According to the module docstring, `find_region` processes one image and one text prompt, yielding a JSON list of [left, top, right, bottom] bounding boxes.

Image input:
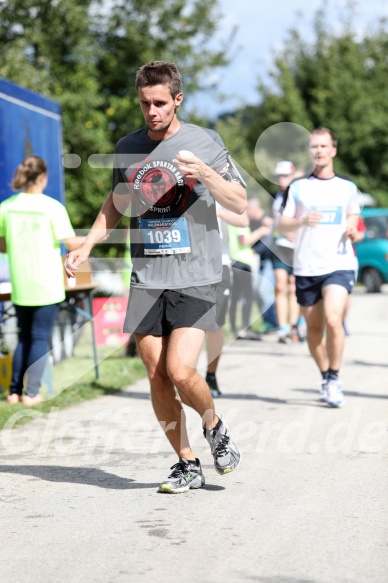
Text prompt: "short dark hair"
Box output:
[[311, 127, 338, 148], [135, 61, 182, 98]]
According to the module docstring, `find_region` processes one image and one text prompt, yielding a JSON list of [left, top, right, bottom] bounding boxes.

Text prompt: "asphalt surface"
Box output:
[[0, 288, 387, 583]]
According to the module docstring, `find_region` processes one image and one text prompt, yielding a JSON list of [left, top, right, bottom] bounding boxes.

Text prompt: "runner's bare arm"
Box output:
[[240, 223, 272, 246], [173, 153, 246, 214], [64, 191, 130, 277], [346, 213, 360, 241], [63, 236, 87, 251], [217, 206, 249, 227], [279, 211, 322, 233]]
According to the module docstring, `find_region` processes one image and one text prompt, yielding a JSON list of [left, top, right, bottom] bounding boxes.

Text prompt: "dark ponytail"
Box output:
[[11, 156, 47, 190]]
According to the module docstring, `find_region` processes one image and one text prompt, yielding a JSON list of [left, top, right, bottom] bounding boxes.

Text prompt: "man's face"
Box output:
[[138, 84, 183, 134], [309, 132, 337, 169]]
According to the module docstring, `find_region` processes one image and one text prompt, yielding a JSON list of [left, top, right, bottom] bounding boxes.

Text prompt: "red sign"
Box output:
[[93, 297, 130, 347]]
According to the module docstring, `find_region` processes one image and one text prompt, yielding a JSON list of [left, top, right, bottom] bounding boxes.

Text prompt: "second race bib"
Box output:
[[312, 206, 343, 225]]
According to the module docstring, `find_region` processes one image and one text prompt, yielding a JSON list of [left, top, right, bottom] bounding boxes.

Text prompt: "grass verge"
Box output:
[[0, 306, 267, 430], [0, 328, 146, 430]]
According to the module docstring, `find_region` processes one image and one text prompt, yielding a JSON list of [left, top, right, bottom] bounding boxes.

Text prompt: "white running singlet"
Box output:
[[282, 174, 360, 276]]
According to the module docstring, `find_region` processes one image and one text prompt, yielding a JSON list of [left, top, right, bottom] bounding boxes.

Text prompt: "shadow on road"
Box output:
[[223, 393, 324, 408], [247, 577, 319, 583], [293, 388, 388, 400], [0, 465, 158, 489], [223, 393, 287, 403], [352, 359, 388, 368], [112, 391, 150, 399], [0, 465, 227, 492]]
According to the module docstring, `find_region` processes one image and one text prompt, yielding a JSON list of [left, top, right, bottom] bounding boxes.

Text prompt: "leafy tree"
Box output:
[[0, 0, 232, 245], [246, 7, 388, 206], [214, 112, 273, 209], [96, 0, 232, 143]]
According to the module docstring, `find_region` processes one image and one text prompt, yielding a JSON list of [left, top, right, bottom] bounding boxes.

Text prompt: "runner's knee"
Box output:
[[167, 365, 196, 392], [148, 367, 170, 389], [307, 321, 325, 339], [325, 312, 343, 331]]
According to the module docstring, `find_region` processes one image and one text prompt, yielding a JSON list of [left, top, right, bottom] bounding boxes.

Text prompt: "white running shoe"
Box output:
[[204, 417, 241, 475], [158, 458, 205, 494], [326, 379, 344, 408], [318, 379, 328, 402]]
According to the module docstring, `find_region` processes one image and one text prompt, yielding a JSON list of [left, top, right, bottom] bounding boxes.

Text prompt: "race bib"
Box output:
[[312, 206, 343, 225], [139, 217, 191, 255]]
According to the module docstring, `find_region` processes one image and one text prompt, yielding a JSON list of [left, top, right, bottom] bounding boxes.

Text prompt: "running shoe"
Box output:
[[289, 325, 299, 342], [326, 379, 344, 408], [236, 330, 262, 341], [297, 319, 307, 342], [258, 322, 278, 334], [278, 334, 290, 344], [204, 417, 241, 475], [158, 458, 205, 494], [206, 374, 222, 399], [318, 379, 328, 402]]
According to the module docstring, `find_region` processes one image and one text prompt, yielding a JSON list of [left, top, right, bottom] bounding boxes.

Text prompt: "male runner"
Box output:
[[65, 61, 246, 492], [279, 128, 360, 407]]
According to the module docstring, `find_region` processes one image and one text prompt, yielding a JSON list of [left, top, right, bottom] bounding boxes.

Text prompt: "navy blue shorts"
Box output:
[[273, 258, 293, 275], [295, 270, 355, 307]]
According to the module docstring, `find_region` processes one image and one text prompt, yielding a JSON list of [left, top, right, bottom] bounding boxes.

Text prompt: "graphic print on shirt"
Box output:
[[125, 159, 197, 255]]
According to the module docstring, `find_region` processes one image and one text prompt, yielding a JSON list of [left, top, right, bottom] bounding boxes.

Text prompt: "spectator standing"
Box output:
[[272, 162, 305, 343], [228, 224, 261, 340], [0, 156, 82, 406], [205, 204, 249, 398], [247, 197, 278, 333], [122, 230, 138, 357]]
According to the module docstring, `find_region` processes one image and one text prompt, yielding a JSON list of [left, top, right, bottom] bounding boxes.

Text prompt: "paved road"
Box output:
[[1, 289, 387, 583]]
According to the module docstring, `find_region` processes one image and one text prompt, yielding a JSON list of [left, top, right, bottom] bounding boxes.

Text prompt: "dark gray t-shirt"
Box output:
[[112, 122, 244, 289]]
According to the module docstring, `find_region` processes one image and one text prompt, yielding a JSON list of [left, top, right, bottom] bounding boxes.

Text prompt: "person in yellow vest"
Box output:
[[228, 224, 262, 340], [0, 156, 82, 406]]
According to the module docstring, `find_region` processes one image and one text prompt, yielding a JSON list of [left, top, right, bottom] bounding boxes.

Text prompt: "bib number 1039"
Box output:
[[139, 216, 191, 255], [147, 229, 181, 245]]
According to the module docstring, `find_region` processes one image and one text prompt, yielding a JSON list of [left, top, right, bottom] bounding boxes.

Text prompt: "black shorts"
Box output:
[[123, 285, 218, 336], [295, 270, 355, 307], [215, 265, 232, 327]]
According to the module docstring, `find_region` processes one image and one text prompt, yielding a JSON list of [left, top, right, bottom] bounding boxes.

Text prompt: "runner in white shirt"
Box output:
[[279, 127, 360, 407]]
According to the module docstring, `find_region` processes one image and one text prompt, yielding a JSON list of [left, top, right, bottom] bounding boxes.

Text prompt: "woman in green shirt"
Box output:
[[0, 156, 81, 406]]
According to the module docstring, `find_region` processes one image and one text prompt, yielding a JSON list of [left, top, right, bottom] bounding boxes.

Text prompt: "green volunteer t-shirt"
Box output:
[[228, 225, 254, 267], [0, 193, 75, 306]]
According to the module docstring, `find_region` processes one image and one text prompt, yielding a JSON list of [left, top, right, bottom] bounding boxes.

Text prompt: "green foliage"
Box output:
[[246, 7, 388, 205], [0, 0, 231, 245], [214, 112, 273, 208]]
